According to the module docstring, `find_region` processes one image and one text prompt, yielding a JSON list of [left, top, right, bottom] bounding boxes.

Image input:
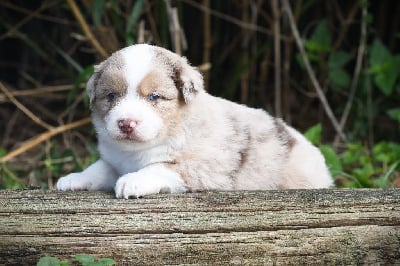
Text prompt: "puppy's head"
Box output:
[[87, 44, 204, 147]]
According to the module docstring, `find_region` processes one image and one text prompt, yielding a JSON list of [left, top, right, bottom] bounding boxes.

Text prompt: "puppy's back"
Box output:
[[179, 92, 333, 190]]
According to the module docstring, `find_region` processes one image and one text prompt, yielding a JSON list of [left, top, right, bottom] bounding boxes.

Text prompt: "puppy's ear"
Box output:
[[86, 74, 96, 105], [174, 58, 204, 104], [86, 62, 105, 105]]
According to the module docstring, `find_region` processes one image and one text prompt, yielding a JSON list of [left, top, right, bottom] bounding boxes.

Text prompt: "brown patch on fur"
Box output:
[[159, 105, 183, 139], [239, 149, 249, 169], [153, 46, 181, 72], [226, 115, 251, 176], [256, 131, 271, 143], [152, 48, 187, 104], [93, 53, 125, 88], [152, 46, 201, 104], [171, 67, 186, 104], [163, 160, 191, 190], [136, 70, 185, 139], [137, 70, 179, 101], [91, 53, 128, 117], [238, 127, 251, 169], [137, 71, 159, 97], [274, 118, 296, 149]]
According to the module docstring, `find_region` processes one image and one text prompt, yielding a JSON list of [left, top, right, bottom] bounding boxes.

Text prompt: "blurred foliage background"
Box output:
[[0, 0, 399, 189]]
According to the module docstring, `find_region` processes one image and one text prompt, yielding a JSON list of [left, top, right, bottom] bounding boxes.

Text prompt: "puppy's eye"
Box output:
[[148, 92, 160, 102], [107, 92, 118, 102]]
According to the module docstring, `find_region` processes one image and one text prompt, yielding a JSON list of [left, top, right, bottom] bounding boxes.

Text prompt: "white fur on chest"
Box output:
[[98, 139, 174, 175]]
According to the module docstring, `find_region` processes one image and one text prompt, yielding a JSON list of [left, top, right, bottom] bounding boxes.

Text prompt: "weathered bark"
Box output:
[[0, 189, 399, 265]]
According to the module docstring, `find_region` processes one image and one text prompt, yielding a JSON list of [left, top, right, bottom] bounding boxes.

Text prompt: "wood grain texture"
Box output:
[[0, 189, 399, 265]]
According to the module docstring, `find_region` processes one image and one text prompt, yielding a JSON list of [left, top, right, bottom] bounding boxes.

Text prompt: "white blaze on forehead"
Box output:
[[120, 44, 154, 92], [101, 45, 163, 144]]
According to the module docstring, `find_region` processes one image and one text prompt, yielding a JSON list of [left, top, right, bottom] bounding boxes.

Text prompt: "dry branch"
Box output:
[[0, 84, 84, 101], [66, 0, 109, 59], [181, 0, 278, 37], [0, 117, 91, 163], [0, 189, 399, 264], [0, 1, 73, 27], [283, 0, 346, 142], [202, 0, 211, 90], [0, 82, 54, 130], [272, 0, 282, 117], [0, 1, 61, 41], [334, 3, 368, 147], [165, 0, 185, 54]]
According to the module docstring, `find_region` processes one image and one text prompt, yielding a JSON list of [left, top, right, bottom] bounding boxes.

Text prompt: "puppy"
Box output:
[[57, 44, 333, 198]]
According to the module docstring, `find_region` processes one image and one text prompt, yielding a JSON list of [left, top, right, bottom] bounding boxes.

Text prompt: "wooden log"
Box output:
[[0, 189, 399, 265]]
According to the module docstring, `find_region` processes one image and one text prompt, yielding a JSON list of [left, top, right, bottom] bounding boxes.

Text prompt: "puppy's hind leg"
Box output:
[[284, 142, 333, 189]]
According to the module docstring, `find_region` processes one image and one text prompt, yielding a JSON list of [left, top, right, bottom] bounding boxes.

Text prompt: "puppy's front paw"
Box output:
[[115, 174, 167, 199], [56, 173, 92, 191]]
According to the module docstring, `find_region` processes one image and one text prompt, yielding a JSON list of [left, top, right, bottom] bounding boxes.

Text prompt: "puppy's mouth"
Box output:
[[115, 133, 146, 143]]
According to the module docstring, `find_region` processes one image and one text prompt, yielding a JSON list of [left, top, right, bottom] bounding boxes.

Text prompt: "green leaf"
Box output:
[[328, 51, 352, 68], [306, 20, 331, 52], [328, 68, 351, 88], [369, 39, 391, 66], [373, 141, 400, 163], [368, 40, 400, 96], [364, 13, 373, 24], [60, 261, 70, 266], [304, 40, 327, 53], [342, 143, 362, 165], [75, 254, 95, 265], [320, 145, 343, 177], [374, 68, 398, 96], [304, 124, 322, 145], [76, 65, 95, 86], [295, 51, 320, 69], [382, 160, 400, 182], [68, 65, 94, 105], [387, 108, 400, 123], [37, 256, 61, 266], [0, 148, 7, 157], [96, 258, 116, 266], [126, 0, 145, 45], [92, 0, 106, 27], [372, 161, 400, 188], [368, 60, 393, 74], [54, 45, 83, 72], [358, 0, 368, 8]]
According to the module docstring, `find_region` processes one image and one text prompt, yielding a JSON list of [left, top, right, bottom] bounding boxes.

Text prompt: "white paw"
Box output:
[[56, 173, 92, 191], [114, 173, 166, 199], [114, 165, 187, 199]]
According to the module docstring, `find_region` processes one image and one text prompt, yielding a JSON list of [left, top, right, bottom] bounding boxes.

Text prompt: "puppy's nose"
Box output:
[[118, 119, 137, 134]]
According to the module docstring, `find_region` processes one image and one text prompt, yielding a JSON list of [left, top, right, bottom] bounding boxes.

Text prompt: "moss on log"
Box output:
[[0, 189, 399, 265]]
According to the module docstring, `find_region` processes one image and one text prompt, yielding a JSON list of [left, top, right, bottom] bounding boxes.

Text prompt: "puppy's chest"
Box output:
[[100, 144, 173, 175]]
